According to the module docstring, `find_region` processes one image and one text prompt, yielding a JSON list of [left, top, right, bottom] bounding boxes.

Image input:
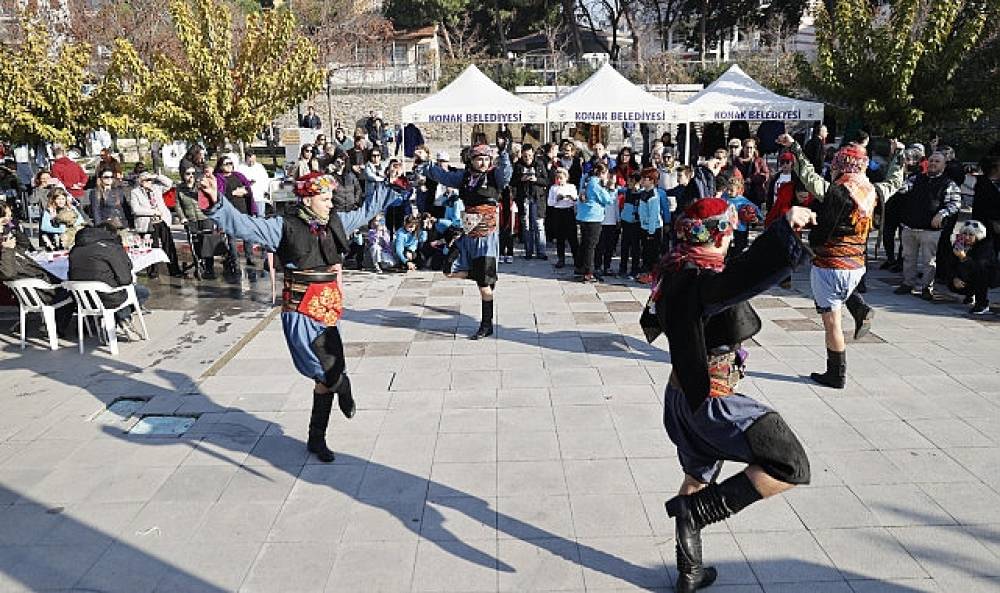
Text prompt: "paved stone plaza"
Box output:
[[1, 259, 999, 592]]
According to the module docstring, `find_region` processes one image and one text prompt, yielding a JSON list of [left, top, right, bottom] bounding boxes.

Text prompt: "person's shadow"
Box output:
[[0, 351, 669, 590]]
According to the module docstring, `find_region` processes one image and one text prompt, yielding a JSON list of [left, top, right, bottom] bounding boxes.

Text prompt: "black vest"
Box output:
[[277, 209, 349, 270], [460, 169, 500, 208], [901, 174, 953, 230], [704, 302, 762, 352]]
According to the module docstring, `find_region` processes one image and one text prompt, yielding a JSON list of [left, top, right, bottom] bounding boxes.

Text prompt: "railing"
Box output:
[[327, 62, 439, 91]]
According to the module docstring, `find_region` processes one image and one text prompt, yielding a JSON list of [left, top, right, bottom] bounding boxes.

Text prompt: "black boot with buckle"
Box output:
[[666, 473, 763, 592]]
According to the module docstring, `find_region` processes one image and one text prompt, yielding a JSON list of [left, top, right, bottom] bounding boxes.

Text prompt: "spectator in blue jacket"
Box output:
[[637, 167, 664, 278], [577, 162, 613, 282], [394, 215, 426, 271]]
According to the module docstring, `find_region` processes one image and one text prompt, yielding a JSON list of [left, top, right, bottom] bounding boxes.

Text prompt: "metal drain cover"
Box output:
[[129, 416, 196, 436]]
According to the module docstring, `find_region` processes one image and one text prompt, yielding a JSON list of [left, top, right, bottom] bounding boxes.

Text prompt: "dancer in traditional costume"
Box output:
[[198, 171, 392, 462], [641, 194, 817, 592], [425, 143, 512, 339], [778, 135, 905, 388]]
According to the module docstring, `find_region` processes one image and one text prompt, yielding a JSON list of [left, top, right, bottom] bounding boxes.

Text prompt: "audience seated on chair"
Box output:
[[68, 222, 150, 340], [0, 202, 73, 335]]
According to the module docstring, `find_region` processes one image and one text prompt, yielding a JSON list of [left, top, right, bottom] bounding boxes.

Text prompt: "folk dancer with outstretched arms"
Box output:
[[198, 170, 393, 462]]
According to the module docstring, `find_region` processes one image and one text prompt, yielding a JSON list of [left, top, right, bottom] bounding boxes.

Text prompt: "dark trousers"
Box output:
[[578, 221, 602, 275], [596, 224, 620, 272], [882, 198, 902, 261], [500, 227, 514, 257], [549, 208, 578, 261], [619, 222, 642, 275], [150, 221, 181, 274], [641, 228, 662, 272], [954, 259, 994, 305]]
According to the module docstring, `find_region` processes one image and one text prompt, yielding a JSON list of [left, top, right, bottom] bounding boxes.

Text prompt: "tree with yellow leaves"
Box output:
[[104, 0, 323, 152], [0, 18, 93, 146]]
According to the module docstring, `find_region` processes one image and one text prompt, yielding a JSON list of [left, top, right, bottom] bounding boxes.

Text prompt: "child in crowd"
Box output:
[[366, 213, 396, 273], [595, 172, 621, 277], [394, 215, 426, 271], [619, 174, 643, 279], [722, 175, 762, 256], [546, 167, 578, 269], [637, 167, 664, 282]]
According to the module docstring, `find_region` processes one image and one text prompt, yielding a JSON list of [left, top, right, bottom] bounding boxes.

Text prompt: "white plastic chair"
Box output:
[[62, 280, 148, 355], [4, 278, 74, 351]]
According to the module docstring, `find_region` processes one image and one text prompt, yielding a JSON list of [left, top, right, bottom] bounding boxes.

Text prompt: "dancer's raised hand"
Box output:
[[786, 206, 816, 230]]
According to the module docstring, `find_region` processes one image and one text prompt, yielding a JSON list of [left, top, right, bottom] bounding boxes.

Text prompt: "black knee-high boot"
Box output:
[[472, 299, 494, 340], [666, 473, 763, 592], [307, 392, 336, 462], [845, 293, 874, 340], [810, 349, 847, 388]]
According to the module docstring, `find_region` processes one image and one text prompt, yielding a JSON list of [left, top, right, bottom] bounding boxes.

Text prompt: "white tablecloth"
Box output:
[[32, 248, 170, 281]]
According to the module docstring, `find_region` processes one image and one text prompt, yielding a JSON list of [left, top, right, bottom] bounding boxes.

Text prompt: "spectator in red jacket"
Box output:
[[50, 145, 88, 203]]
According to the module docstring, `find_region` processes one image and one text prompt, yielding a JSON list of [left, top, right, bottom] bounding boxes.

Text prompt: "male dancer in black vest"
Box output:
[[198, 170, 392, 462], [642, 195, 816, 592], [426, 142, 513, 339]]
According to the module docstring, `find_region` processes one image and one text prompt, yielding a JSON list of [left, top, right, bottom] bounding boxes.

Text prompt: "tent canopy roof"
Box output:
[[683, 64, 823, 122], [400, 64, 546, 124], [546, 63, 684, 123]]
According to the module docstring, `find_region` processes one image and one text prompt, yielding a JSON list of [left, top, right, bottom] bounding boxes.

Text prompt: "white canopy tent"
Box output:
[[681, 64, 824, 163], [683, 64, 824, 123], [400, 64, 546, 125], [545, 63, 686, 124]]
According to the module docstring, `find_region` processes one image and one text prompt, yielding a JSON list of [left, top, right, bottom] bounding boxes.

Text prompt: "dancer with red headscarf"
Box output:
[[641, 193, 818, 592], [777, 135, 905, 388], [198, 171, 393, 462]]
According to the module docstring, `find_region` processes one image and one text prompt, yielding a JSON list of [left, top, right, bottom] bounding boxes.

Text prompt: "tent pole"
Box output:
[[685, 121, 692, 166]]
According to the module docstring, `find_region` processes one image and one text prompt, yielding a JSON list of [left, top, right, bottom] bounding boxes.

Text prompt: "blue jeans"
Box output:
[[115, 284, 150, 324], [522, 200, 546, 257]]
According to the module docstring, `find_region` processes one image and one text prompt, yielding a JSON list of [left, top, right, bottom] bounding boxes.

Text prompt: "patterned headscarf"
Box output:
[[470, 144, 492, 158], [673, 197, 738, 247], [831, 144, 868, 176], [294, 171, 338, 198], [658, 197, 739, 276]]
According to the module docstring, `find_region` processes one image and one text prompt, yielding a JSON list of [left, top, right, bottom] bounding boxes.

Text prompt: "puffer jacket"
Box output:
[[68, 226, 133, 308]]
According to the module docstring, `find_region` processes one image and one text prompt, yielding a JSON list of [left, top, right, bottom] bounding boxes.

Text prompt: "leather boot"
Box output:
[[332, 375, 355, 419], [471, 300, 494, 340], [306, 391, 335, 462], [845, 295, 874, 340], [665, 473, 763, 592], [810, 349, 846, 388]]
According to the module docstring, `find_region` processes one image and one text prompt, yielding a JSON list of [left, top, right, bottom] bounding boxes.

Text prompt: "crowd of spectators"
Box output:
[[1, 122, 998, 347]]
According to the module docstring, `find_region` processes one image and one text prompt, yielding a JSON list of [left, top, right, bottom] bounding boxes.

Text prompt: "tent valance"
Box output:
[[401, 64, 546, 125], [683, 64, 823, 122], [545, 64, 686, 124]]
